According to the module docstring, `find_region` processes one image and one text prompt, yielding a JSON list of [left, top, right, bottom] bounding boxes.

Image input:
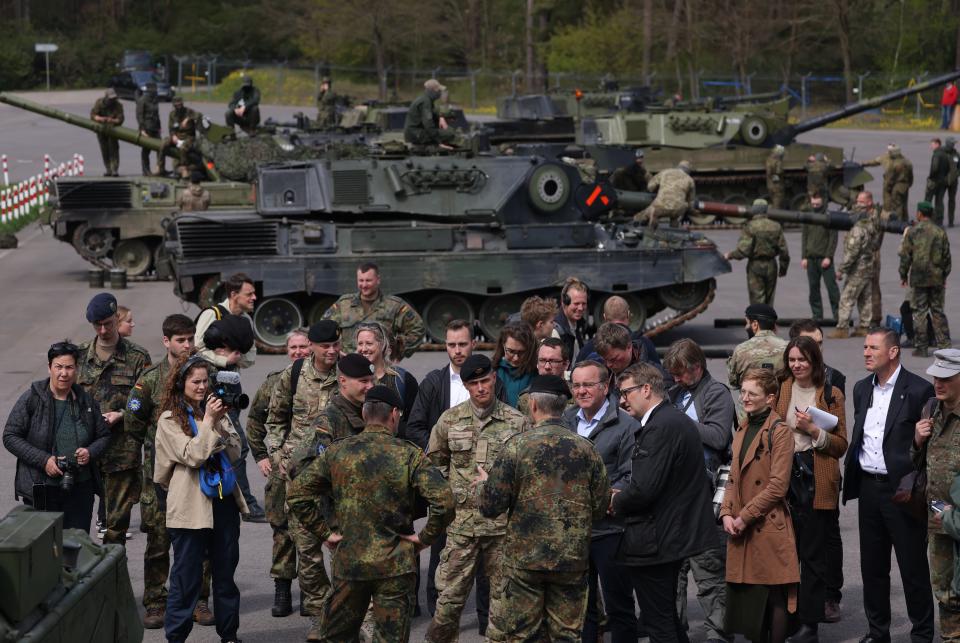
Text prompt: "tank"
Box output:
[[0, 506, 142, 642], [699, 199, 911, 235]]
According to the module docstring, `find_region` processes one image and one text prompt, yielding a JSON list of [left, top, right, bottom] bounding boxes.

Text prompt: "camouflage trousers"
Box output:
[[141, 477, 210, 609], [102, 467, 142, 545], [912, 286, 952, 350], [767, 186, 785, 209], [871, 251, 883, 327], [746, 259, 778, 306], [634, 205, 684, 229], [426, 532, 505, 643], [96, 133, 119, 175], [495, 567, 588, 642], [677, 544, 729, 641], [265, 472, 297, 579], [312, 573, 415, 643], [836, 271, 873, 330], [287, 481, 331, 615], [929, 533, 960, 640], [888, 190, 909, 221]]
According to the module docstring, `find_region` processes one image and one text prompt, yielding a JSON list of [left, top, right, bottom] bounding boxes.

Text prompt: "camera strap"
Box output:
[[186, 406, 237, 500]]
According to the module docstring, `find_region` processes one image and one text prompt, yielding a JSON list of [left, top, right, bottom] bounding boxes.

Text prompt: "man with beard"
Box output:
[[727, 303, 787, 390]]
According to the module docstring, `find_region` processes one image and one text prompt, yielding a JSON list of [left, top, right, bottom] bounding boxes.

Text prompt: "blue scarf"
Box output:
[[497, 358, 532, 407], [186, 406, 237, 500]]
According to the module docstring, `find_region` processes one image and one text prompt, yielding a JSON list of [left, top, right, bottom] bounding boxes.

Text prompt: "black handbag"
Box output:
[[788, 452, 815, 508]]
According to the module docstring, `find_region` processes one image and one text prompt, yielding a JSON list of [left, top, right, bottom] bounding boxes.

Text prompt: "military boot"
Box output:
[[913, 347, 930, 358], [852, 327, 870, 337], [306, 616, 323, 642], [193, 599, 215, 626], [271, 578, 293, 617], [828, 327, 849, 339], [143, 606, 165, 629]]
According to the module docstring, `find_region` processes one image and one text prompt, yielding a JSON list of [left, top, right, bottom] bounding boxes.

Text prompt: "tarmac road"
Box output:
[[0, 90, 957, 641]]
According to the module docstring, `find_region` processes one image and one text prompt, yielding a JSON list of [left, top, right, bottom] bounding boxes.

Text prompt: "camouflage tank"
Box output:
[[0, 506, 142, 642]]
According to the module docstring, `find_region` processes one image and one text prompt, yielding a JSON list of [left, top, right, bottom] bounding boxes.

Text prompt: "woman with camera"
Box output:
[[154, 354, 247, 643], [3, 341, 110, 532]]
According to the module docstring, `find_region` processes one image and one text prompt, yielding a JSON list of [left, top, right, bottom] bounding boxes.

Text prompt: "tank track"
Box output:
[[75, 251, 160, 282], [642, 278, 717, 338]]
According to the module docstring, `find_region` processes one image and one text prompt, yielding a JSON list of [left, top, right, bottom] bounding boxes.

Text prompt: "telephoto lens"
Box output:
[[712, 464, 731, 520], [57, 456, 77, 494]]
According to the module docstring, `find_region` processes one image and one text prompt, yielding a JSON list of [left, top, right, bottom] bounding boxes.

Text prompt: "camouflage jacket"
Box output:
[[123, 358, 170, 481], [90, 98, 124, 127], [899, 220, 952, 288], [838, 216, 880, 277], [322, 290, 424, 358], [286, 423, 454, 580], [264, 357, 338, 471], [135, 93, 161, 132], [728, 215, 790, 268], [247, 369, 283, 463], [313, 392, 366, 441], [765, 154, 784, 191], [404, 91, 440, 144], [427, 399, 530, 537], [647, 168, 695, 212], [805, 159, 829, 194], [229, 86, 261, 110], [610, 163, 652, 192], [479, 420, 609, 572], [727, 330, 787, 389], [885, 154, 913, 196], [168, 106, 199, 138], [915, 402, 960, 532], [78, 337, 151, 472]]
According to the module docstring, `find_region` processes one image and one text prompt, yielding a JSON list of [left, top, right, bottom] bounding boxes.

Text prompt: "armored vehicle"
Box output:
[[0, 506, 142, 642]]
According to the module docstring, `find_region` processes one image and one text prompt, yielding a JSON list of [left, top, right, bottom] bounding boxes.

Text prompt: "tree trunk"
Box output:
[[955, 3, 960, 69], [666, 0, 683, 94], [642, 0, 652, 84], [525, 0, 534, 92], [833, 0, 854, 103], [373, 19, 386, 101]]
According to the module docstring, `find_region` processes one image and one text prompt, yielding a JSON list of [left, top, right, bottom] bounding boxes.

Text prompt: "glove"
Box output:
[[778, 264, 788, 278]]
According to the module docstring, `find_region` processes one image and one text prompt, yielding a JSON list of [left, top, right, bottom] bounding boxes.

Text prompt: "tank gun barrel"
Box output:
[[716, 90, 784, 106], [692, 199, 909, 234]]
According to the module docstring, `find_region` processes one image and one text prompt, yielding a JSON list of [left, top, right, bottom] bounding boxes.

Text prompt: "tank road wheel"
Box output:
[[253, 297, 304, 348], [153, 243, 172, 280], [197, 275, 225, 310], [71, 224, 114, 259], [423, 293, 474, 343], [721, 193, 749, 225], [658, 280, 712, 311], [478, 294, 526, 342], [112, 238, 154, 277], [593, 294, 647, 332], [306, 296, 337, 326]]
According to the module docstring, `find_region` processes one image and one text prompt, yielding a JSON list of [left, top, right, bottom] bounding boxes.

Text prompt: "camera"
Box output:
[[712, 464, 731, 520], [212, 371, 249, 410], [56, 455, 80, 494]]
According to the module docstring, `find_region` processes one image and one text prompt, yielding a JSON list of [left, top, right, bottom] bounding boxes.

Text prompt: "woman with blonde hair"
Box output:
[[117, 305, 135, 337], [354, 321, 419, 433]]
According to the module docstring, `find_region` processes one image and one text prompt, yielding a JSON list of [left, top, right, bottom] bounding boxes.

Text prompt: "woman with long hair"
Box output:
[[491, 322, 537, 407], [155, 354, 247, 643], [117, 305, 135, 337], [354, 321, 419, 431]]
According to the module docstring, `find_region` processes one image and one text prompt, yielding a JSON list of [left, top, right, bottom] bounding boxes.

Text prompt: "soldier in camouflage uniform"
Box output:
[[801, 193, 840, 320], [322, 262, 425, 359], [90, 89, 124, 176], [830, 192, 883, 338], [264, 320, 342, 618], [765, 144, 786, 209], [864, 143, 913, 220], [316, 77, 342, 128], [405, 79, 457, 147], [727, 304, 788, 390], [945, 138, 959, 227], [478, 375, 610, 640], [136, 82, 161, 176], [78, 293, 151, 546], [287, 386, 454, 643], [312, 353, 376, 444], [725, 199, 790, 306], [913, 350, 960, 641], [246, 328, 312, 617], [610, 149, 653, 192], [426, 354, 530, 643], [927, 138, 951, 227], [635, 161, 696, 228], [899, 202, 952, 357], [805, 152, 830, 199], [158, 97, 200, 177]]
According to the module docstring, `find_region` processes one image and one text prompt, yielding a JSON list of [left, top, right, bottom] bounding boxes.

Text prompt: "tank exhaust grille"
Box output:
[[332, 170, 369, 205], [176, 220, 278, 258], [55, 180, 134, 209]]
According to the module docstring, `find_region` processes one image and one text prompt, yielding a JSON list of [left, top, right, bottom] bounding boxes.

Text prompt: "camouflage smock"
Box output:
[[264, 357, 338, 471], [322, 290, 425, 358], [646, 168, 695, 212], [899, 219, 952, 288], [247, 369, 283, 463], [726, 330, 787, 389], [123, 358, 170, 480]]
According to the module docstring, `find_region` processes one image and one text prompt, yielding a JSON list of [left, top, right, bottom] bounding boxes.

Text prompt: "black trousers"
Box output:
[[791, 488, 829, 625], [25, 478, 95, 532], [627, 559, 688, 643], [427, 531, 489, 630], [583, 533, 637, 643], [858, 472, 934, 642], [824, 507, 843, 603]]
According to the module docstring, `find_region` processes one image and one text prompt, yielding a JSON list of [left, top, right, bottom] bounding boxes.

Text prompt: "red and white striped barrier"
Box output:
[[0, 154, 84, 225]]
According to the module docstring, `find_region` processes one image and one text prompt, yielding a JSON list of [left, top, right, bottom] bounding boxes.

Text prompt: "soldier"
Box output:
[[899, 201, 952, 357], [78, 293, 151, 545], [724, 198, 790, 306], [927, 138, 950, 226], [635, 160, 696, 228], [90, 88, 124, 176], [829, 192, 880, 338], [176, 170, 211, 211], [404, 78, 457, 148], [322, 262, 424, 359], [264, 320, 342, 619], [425, 354, 530, 643], [945, 137, 959, 227], [863, 143, 913, 220], [225, 76, 261, 134], [136, 82, 161, 176], [765, 144, 786, 208], [727, 303, 787, 390], [316, 77, 341, 128], [158, 96, 199, 177], [313, 353, 377, 442], [801, 192, 840, 320], [287, 386, 454, 643], [610, 149, 653, 192], [805, 152, 830, 200], [477, 374, 610, 640], [246, 328, 311, 618]]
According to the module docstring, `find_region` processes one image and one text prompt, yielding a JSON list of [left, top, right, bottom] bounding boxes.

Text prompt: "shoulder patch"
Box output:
[[127, 398, 142, 412]]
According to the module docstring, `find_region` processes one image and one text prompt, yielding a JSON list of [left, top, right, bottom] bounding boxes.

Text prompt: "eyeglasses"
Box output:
[[739, 390, 764, 400], [504, 347, 525, 357], [619, 384, 645, 398], [537, 358, 566, 366], [571, 381, 602, 390]]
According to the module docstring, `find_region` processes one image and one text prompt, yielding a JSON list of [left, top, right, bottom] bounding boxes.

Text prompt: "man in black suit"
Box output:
[[614, 362, 718, 642], [842, 327, 935, 643]]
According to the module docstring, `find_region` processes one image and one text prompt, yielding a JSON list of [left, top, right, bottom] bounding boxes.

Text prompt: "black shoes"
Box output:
[[271, 578, 293, 617], [787, 624, 819, 643]]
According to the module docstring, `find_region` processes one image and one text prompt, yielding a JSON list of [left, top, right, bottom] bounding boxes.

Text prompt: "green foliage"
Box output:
[[0, 205, 40, 236], [545, 8, 643, 76], [0, 28, 37, 89]]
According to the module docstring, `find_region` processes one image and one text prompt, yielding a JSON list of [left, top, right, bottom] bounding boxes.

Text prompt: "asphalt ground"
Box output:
[[0, 90, 957, 641]]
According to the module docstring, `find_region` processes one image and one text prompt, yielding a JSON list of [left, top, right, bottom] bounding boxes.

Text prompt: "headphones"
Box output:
[[176, 355, 207, 391], [561, 278, 589, 307]]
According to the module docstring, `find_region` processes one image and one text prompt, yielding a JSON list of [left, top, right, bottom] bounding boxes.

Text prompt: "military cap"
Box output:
[[927, 349, 960, 379], [365, 384, 403, 409], [338, 353, 375, 378], [204, 316, 255, 354], [946, 137, 956, 148], [172, 96, 184, 105], [753, 198, 769, 208], [527, 374, 572, 399], [308, 320, 341, 343], [460, 354, 493, 383], [104, 88, 118, 99], [242, 76, 253, 87], [888, 143, 900, 152], [86, 292, 118, 322], [677, 160, 693, 172], [634, 149, 645, 159], [773, 144, 785, 155], [744, 303, 778, 322], [918, 201, 934, 215], [424, 78, 447, 93]]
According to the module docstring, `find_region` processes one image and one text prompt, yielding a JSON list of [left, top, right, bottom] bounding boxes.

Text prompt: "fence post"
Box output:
[[2, 155, 7, 186], [801, 73, 813, 120], [469, 69, 479, 110], [857, 71, 871, 102]]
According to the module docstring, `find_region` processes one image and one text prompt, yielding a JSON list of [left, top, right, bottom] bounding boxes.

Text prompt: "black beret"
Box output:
[[86, 292, 118, 322], [460, 354, 493, 383], [365, 385, 403, 409], [309, 320, 341, 343], [338, 353, 374, 378], [528, 374, 572, 399], [744, 303, 778, 322], [204, 315, 255, 354]]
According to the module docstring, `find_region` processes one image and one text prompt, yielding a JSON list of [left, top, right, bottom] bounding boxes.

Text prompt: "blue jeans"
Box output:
[[582, 533, 638, 643], [941, 105, 955, 129], [165, 496, 241, 642]]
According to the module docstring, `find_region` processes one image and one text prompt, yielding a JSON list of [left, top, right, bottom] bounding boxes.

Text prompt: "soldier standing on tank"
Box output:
[[801, 192, 841, 320], [927, 138, 950, 226], [945, 138, 959, 227], [724, 198, 790, 306], [830, 192, 882, 338], [726, 303, 788, 390], [425, 354, 530, 643], [405, 79, 457, 148], [225, 76, 261, 134], [286, 386, 455, 643], [316, 77, 341, 128], [158, 97, 199, 178], [636, 160, 696, 228], [610, 149, 653, 192], [322, 262, 425, 359], [766, 144, 786, 208], [136, 82, 161, 177], [476, 374, 610, 640], [91, 88, 124, 176], [899, 201, 952, 357], [806, 152, 830, 200]]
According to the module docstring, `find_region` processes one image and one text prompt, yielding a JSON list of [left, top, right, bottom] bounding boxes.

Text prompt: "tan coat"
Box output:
[[154, 410, 248, 528], [720, 410, 800, 586]]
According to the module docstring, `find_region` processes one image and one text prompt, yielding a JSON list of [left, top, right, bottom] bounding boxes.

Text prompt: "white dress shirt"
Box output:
[[449, 367, 469, 408], [640, 400, 662, 427], [859, 364, 901, 475], [576, 399, 610, 438]]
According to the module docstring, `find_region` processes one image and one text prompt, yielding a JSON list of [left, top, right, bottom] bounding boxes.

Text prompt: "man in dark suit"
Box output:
[[842, 327, 935, 643], [614, 362, 718, 642]]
